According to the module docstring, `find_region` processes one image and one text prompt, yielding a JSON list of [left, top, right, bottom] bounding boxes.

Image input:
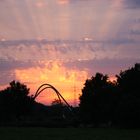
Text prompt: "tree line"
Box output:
[[79, 63, 140, 128], [0, 63, 140, 127]]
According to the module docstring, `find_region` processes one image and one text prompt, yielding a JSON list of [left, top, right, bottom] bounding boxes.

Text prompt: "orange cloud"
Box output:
[[58, 0, 69, 5], [15, 61, 88, 106], [35, 2, 45, 8]]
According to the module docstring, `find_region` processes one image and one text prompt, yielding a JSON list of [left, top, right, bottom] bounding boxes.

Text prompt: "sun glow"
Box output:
[[58, 0, 69, 5], [15, 61, 88, 106], [109, 76, 117, 83]]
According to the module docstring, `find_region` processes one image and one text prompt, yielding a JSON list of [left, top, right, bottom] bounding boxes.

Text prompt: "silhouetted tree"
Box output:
[[0, 81, 33, 122], [79, 73, 117, 126], [49, 99, 66, 119], [115, 63, 140, 127], [51, 99, 63, 106]]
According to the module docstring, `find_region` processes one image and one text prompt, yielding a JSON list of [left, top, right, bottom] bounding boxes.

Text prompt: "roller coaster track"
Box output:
[[32, 84, 73, 113]]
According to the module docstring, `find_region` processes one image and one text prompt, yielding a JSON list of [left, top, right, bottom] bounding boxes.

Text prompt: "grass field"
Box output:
[[0, 127, 140, 140]]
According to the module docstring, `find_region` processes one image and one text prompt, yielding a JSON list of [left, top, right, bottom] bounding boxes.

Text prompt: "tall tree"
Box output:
[[0, 81, 33, 121], [115, 63, 140, 127], [79, 73, 117, 126]]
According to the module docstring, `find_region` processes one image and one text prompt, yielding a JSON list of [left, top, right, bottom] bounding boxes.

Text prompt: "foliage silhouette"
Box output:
[[115, 63, 140, 127], [50, 99, 65, 118], [0, 63, 140, 128], [79, 64, 140, 128], [0, 81, 33, 122], [79, 73, 117, 126], [0, 81, 75, 127]]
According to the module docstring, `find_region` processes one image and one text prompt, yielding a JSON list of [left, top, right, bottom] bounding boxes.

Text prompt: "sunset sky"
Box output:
[[0, 0, 140, 106]]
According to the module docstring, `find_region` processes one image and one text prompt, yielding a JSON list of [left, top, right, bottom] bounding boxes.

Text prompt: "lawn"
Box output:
[[0, 127, 140, 140]]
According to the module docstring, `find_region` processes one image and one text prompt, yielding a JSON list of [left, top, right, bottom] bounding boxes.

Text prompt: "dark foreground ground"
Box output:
[[0, 127, 140, 140]]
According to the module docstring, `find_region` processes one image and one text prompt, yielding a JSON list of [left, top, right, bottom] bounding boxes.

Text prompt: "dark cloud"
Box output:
[[0, 59, 45, 85], [0, 59, 44, 71], [130, 30, 140, 35], [0, 39, 139, 62], [0, 38, 138, 47], [0, 70, 15, 85], [64, 58, 140, 76], [124, 0, 140, 9]]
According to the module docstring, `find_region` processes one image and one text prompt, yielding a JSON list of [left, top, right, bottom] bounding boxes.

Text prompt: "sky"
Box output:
[[0, 0, 140, 106]]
